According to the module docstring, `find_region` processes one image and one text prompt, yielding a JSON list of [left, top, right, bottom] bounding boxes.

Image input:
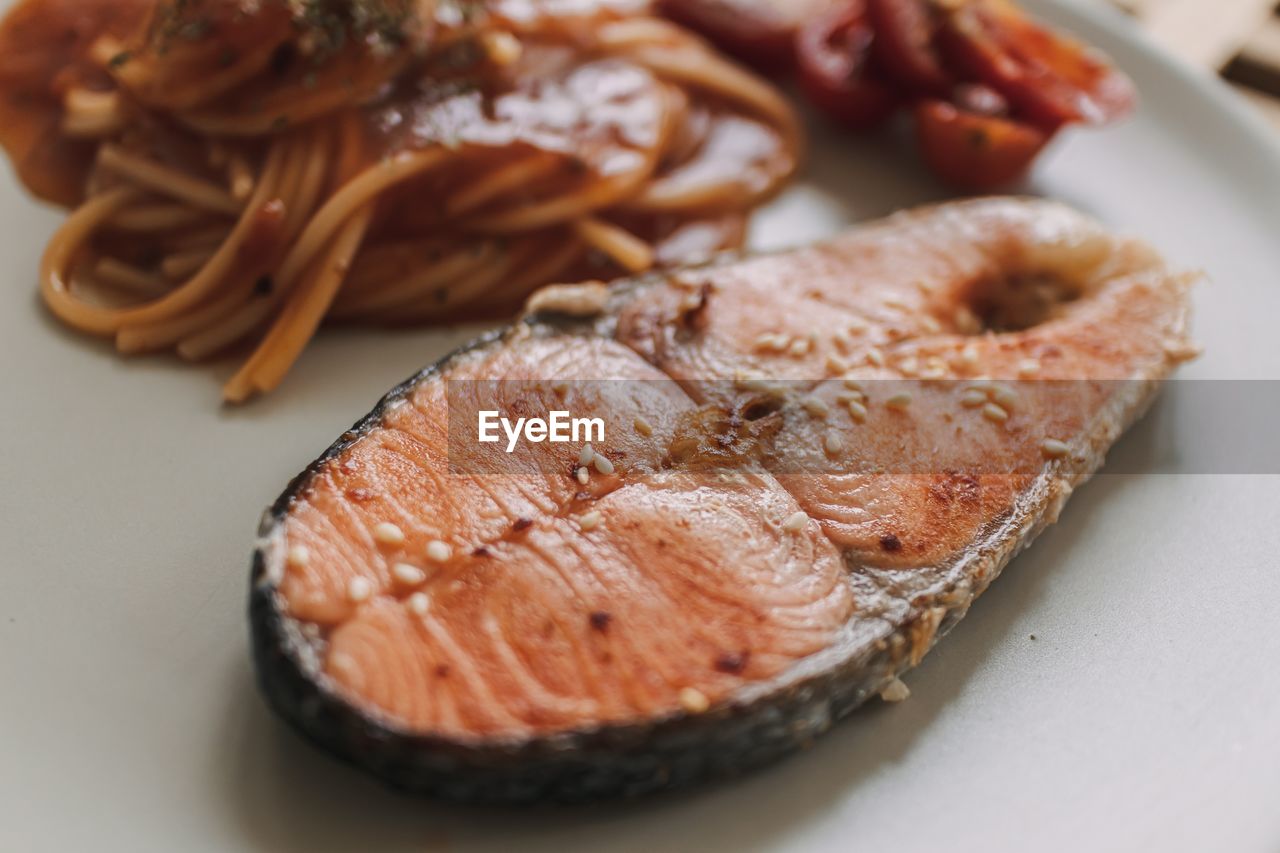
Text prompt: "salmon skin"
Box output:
[[250, 199, 1196, 802]]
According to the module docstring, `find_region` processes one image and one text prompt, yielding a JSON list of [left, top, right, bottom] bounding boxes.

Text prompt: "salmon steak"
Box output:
[[250, 198, 1196, 802]]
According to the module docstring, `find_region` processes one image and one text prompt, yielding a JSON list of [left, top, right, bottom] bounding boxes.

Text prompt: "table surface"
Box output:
[[1108, 0, 1280, 131]]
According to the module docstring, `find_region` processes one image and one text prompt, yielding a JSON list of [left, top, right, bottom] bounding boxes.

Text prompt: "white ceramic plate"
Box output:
[[2, 1, 1278, 851]]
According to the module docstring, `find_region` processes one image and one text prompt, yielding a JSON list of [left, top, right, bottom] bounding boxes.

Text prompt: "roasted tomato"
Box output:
[[951, 81, 1012, 117], [866, 0, 950, 96], [914, 99, 1050, 189], [656, 0, 836, 71], [936, 0, 1135, 130], [797, 2, 900, 130]]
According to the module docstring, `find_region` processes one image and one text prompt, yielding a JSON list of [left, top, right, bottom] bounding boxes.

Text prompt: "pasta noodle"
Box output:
[[0, 0, 804, 402]]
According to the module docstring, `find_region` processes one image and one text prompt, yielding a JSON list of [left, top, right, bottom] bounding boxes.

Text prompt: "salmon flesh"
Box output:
[[250, 199, 1196, 802]]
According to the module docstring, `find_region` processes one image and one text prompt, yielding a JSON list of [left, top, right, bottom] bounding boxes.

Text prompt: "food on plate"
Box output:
[[914, 97, 1049, 190], [250, 198, 1196, 802], [935, 0, 1135, 130], [655, 0, 837, 71], [0, 0, 802, 402], [669, 0, 1136, 189], [796, 1, 900, 130]]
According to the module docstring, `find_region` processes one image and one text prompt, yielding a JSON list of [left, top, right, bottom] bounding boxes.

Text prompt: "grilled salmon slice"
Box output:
[[616, 199, 1193, 568], [251, 199, 1196, 802], [275, 334, 853, 735]]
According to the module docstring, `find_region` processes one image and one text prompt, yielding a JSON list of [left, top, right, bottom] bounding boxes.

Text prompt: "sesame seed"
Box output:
[[1040, 438, 1070, 458], [392, 563, 426, 586], [633, 416, 654, 437], [885, 392, 913, 410], [991, 384, 1018, 409], [407, 592, 430, 615], [483, 30, 522, 65], [347, 577, 372, 603], [679, 292, 703, 312], [826, 354, 851, 375], [672, 272, 702, 291], [788, 336, 812, 357], [801, 395, 831, 418], [425, 540, 452, 563], [831, 330, 852, 354], [898, 357, 919, 376], [847, 318, 868, 334], [1164, 340, 1203, 361], [286, 545, 310, 567], [679, 687, 710, 713], [752, 332, 789, 352], [960, 389, 988, 408], [372, 522, 405, 546], [824, 431, 844, 456], [593, 454, 615, 475], [958, 343, 979, 368], [782, 511, 809, 533], [842, 378, 865, 393], [982, 402, 1009, 423], [954, 306, 980, 334], [576, 466, 590, 485], [578, 511, 603, 532], [880, 677, 911, 703], [1017, 358, 1040, 378], [847, 400, 868, 422], [866, 347, 885, 367], [735, 375, 775, 392], [578, 443, 595, 466], [921, 316, 942, 334]]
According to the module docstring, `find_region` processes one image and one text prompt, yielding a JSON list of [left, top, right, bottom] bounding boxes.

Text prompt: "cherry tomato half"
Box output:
[[914, 99, 1050, 190], [936, 0, 1135, 131], [656, 0, 836, 72], [866, 0, 951, 96], [796, 2, 900, 131]]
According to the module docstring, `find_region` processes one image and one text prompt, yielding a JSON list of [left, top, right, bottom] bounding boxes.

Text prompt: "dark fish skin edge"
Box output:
[[249, 269, 1170, 804]]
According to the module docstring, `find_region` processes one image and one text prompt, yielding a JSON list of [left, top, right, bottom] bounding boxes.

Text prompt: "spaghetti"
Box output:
[[0, 0, 803, 402]]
